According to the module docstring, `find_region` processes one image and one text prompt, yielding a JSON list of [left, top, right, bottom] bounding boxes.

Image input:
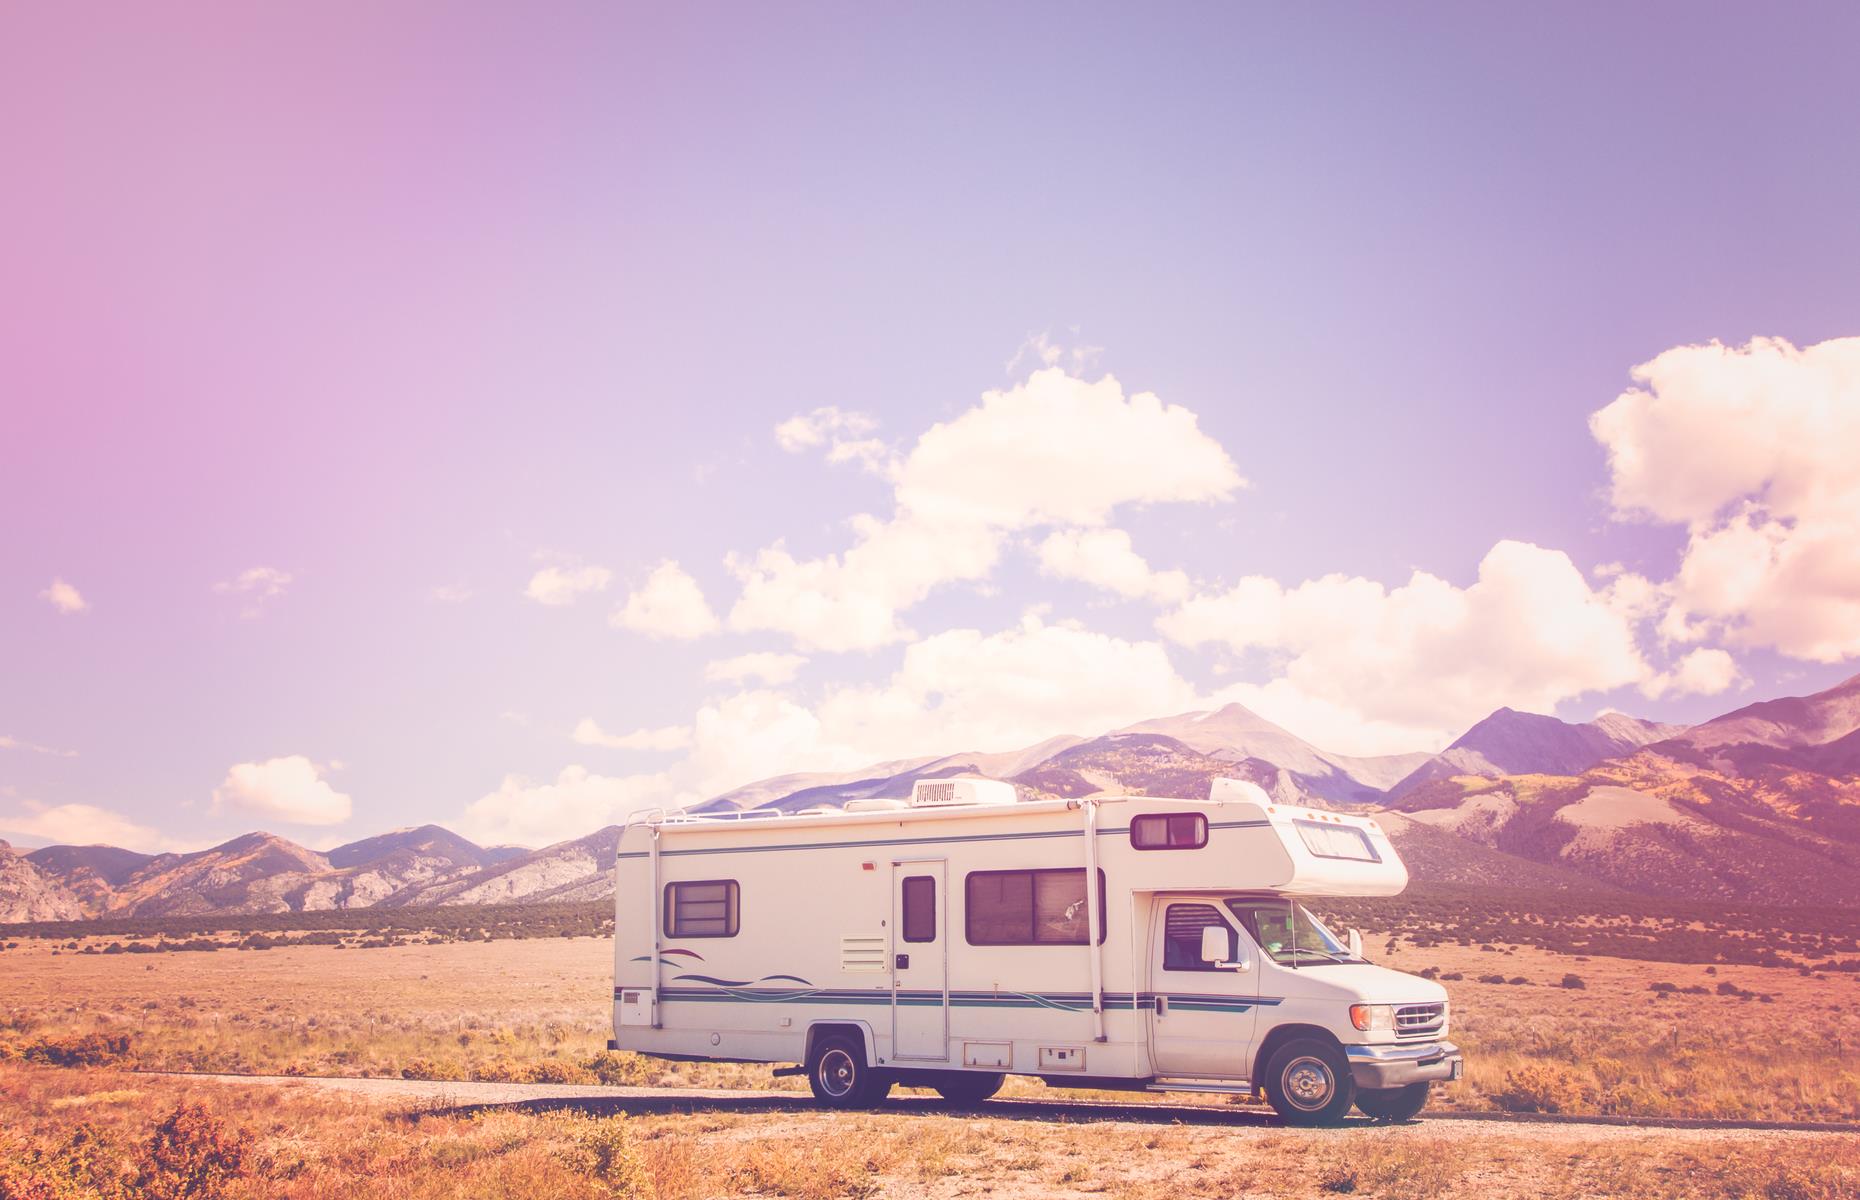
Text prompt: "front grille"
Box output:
[[1395, 1003, 1445, 1038]]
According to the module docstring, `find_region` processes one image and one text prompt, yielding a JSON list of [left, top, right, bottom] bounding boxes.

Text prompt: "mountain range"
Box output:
[[5, 673, 1859, 922]]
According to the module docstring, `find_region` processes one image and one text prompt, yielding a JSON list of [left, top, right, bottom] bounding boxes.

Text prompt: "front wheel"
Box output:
[[934, 1072, 1004, 1105], [807, 1035, 891, 1108], [1356, 1082, 1430, 1122], [1262, 1038, 1355, 1126]]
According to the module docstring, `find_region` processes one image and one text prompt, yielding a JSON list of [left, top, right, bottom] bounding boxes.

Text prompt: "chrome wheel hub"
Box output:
[[819, 1049, 856, 1097], [1284, 1056, 1334, 1109]]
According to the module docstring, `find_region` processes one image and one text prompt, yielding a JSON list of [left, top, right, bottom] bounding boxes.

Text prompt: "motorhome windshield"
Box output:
[[1225, 898, 1359, 965]]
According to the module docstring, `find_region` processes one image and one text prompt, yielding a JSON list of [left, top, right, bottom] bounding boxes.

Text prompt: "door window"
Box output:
[[1162, 903, 1230, 971], [902, 875, 937, 942]]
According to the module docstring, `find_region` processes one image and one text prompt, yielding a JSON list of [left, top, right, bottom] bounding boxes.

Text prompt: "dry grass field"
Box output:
[[5, 927, 1859, 1121], [4, 920, 1860, 1197], [4, 1064, 1858, 1199]]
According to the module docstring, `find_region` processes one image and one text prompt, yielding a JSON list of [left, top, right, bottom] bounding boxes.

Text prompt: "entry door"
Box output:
[[1148, 899, 1260, 1080], [890, 860, 949, 1061]]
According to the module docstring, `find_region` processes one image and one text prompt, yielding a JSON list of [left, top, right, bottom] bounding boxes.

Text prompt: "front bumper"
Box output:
[[1345, 1041, 1462, 1089]]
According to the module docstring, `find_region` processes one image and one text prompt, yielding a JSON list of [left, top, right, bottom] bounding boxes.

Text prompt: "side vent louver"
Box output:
[[840, 936, 887, 973]]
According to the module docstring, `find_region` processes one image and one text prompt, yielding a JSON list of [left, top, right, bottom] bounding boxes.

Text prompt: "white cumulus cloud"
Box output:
[[1037, 528, 1190, 604], [40, 578, 88, 614], [704, 652, 808, 686], [1640, 647, 1742, 700], [456, 766, 675, 847], [0, 802, 167, 850], [612, 561, 721, 639], [524, 564, 613, 607], [1159, 540, 1651, 754], [731, 368, 1242, 652], [572, 718, 694, 752], [1591, 335, 1860, 662], [212, 756, 352, 826]]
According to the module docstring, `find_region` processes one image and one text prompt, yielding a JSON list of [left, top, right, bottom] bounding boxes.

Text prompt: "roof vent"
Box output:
[[909, 777, 1017, 808]]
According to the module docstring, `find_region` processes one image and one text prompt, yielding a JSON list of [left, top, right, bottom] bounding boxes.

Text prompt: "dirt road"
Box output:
[[148, 1073, 1854, 1142]]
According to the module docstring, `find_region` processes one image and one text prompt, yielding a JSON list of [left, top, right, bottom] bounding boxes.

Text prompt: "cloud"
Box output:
[[774, 407, 879, 453], [430, 584, 473, 604], [612, 560, 721, 639], [1640, 647, 1742, 700], [0, 802, 168, 851], [572, 718, 693, 752], [0, 734, 77, 759], [704, 652, 808, 686], [456, 766, 675, 847], [1159, 540, 1651, 754], [524, 564, 613, 607], [40, 578, 87, 614], [212, 756, 352, 826], [1591, 335, 1860, 662], [669, 615, 1202, 798], [730, 368, 1242, 652], [214, 566, 292, 599], [894, 368, 1243, 529], [728, 515, 1001, 652], [1037, 528, 1190, 604]]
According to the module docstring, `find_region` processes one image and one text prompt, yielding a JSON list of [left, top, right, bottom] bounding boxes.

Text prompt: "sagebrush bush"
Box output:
[[1492, 1062, 1593, 1114]]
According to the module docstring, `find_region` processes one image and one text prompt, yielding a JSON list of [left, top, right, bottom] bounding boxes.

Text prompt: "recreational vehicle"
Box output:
[[609, 776, 1461, 1125]]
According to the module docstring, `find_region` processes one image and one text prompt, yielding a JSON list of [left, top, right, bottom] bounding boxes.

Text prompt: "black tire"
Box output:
[[1262, 1037, 1355, 1126], [1356, 1082, 1429, 1122], [807, 1034, 890, 1108], [933, 1072, 1004, 1105]]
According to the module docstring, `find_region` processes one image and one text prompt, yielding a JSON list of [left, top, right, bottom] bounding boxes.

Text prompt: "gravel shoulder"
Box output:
[[145, 1072, 1849, 1143]]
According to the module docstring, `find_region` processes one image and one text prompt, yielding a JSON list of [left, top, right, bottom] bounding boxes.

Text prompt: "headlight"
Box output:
[[1349, 1004, 1394, 1032]]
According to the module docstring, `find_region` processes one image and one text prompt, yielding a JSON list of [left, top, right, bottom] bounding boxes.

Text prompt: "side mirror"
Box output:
[[1347, 928, 1364, 958], [1199, 925, 1229, 965], [1200, 925, 1253, 972]]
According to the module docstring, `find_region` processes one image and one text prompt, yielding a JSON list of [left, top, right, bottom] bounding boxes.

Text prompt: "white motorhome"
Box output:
[[609, 776, 1461, 1125]]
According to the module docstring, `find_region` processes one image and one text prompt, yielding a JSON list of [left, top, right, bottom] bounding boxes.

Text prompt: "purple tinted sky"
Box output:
[[4, 4, 1859, 850]]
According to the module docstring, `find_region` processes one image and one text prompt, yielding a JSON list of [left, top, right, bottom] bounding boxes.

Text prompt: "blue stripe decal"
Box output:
[[615, 819, 1272, 859], [626, 985, 1281, 1014]]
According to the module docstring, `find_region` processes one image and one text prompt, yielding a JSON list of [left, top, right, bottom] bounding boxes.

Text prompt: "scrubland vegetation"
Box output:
[[3, 1064, 1858, 1199], [4, 918, 1859, 1123]]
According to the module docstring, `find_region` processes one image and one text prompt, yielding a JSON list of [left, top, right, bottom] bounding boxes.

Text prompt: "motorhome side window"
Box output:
[[901, 875, 936, 942], [1163, 903, 1229, 971], [1130, 812, 1208, 850], [964, 868, 1106, 945], [664, 880, 739, 938]]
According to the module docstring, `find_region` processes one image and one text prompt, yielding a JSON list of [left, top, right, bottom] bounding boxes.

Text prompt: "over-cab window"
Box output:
[[902, 875, 937, 943], [1131, 813, 1208, 850], [665, 880, 739, 938], [965, 868, 1106, 946], [1293, 820, 1380, 863]]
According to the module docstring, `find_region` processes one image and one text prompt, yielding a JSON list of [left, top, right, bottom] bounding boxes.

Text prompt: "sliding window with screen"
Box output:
[[664, 879, 740, 937]]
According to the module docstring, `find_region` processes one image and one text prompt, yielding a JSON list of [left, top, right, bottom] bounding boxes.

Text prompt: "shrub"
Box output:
[[1560, 974, 1586, 989], [24, 1033, 132, 1068], [137, 1104, 251, 1200], [1492, 1062, 1591, 1114], [561, 1118, 651, 1198], [1477, 973, 1507, 985]]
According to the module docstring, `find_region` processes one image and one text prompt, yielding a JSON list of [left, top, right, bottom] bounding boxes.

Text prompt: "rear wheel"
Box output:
[[933, 1072, 1004, 1105], [1262, 1038, 1355, 1126], [1356, 1082, 1430, 1122], [807, 1034, 891, 1108]]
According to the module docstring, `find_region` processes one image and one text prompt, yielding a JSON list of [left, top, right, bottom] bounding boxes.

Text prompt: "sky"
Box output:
[[4, 3, 1859, 853]]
